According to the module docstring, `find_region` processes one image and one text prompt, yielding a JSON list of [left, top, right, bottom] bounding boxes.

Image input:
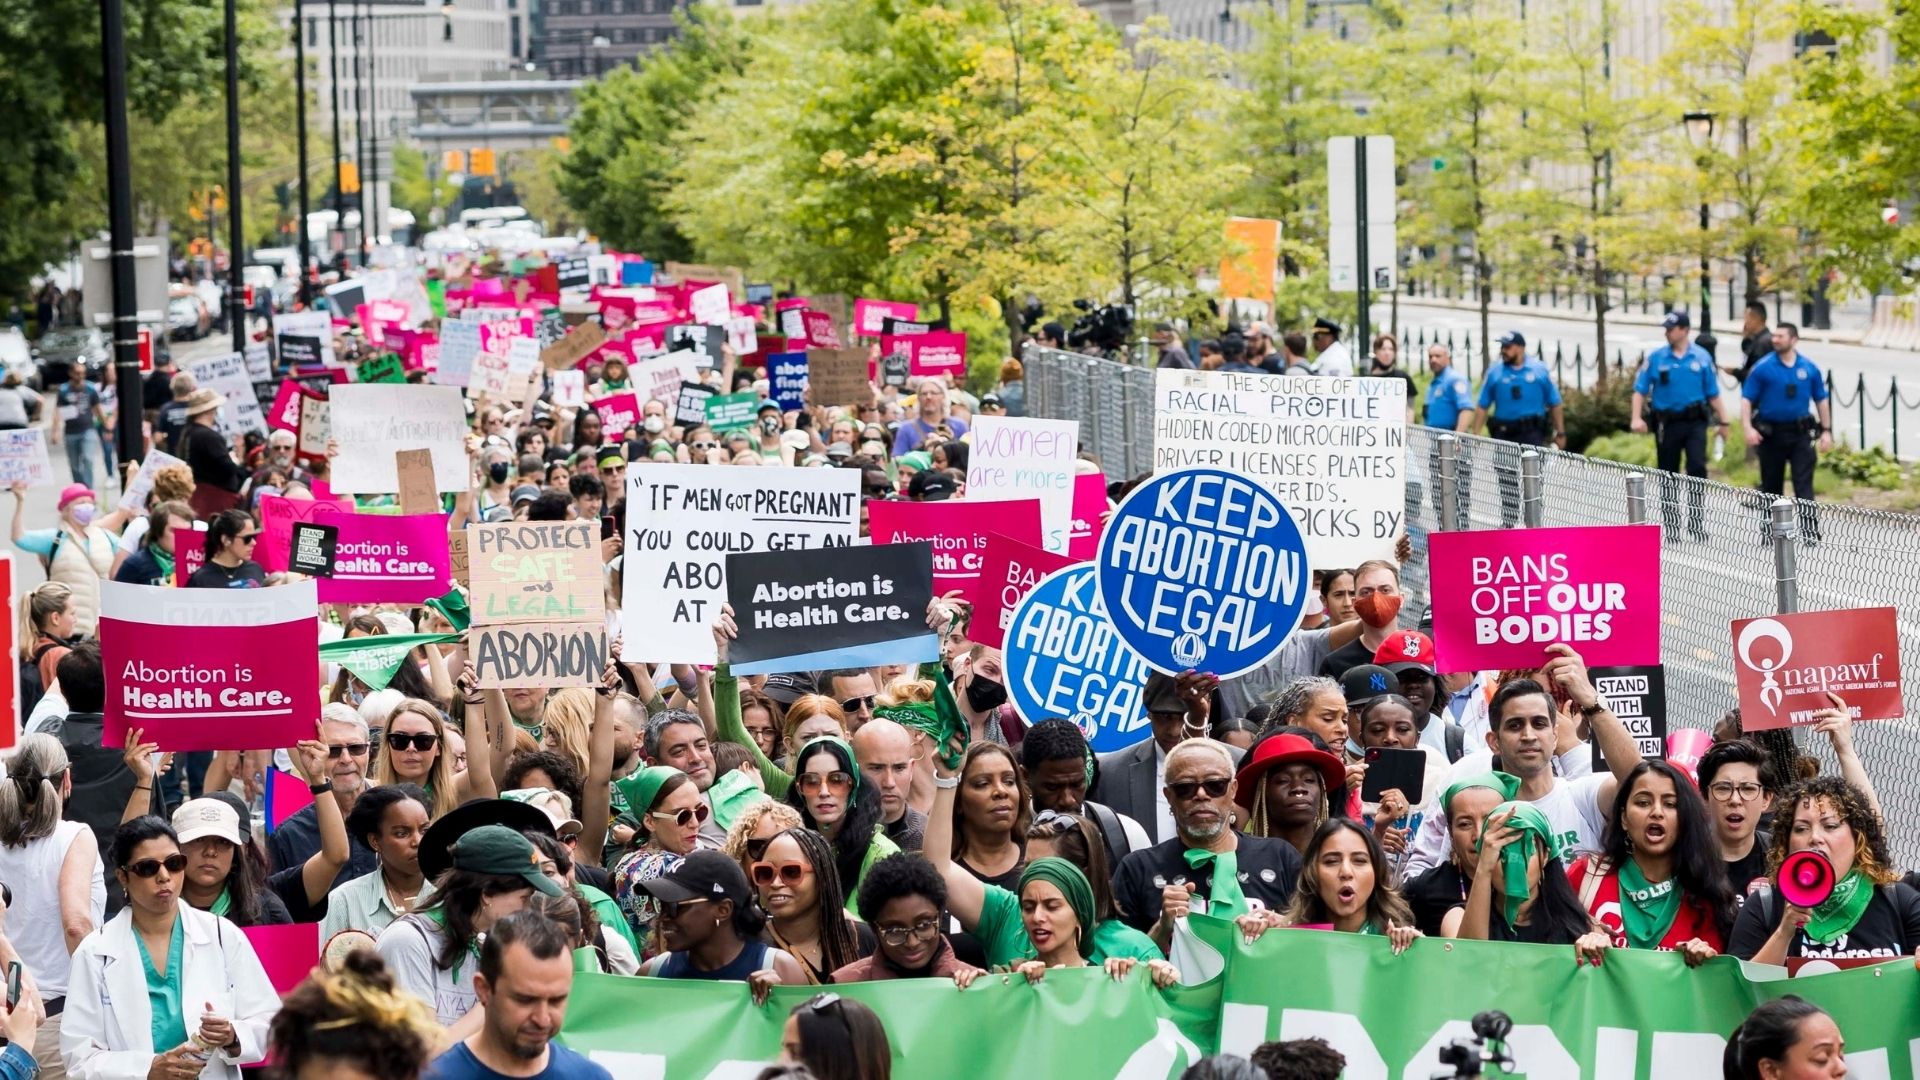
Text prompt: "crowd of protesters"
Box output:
[[0, 262, 1889, 1080]]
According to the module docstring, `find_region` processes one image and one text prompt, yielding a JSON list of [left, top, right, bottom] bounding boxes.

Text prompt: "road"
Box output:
[[1376, 299, 1920, 458], [13, 332, 237, 592]]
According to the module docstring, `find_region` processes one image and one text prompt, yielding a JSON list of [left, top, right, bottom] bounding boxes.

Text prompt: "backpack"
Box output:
[[18, 641, 56, 719], [1084, 801, 1136, 866]]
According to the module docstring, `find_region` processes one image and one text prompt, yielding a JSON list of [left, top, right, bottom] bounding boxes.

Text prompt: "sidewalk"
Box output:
[[1391, 293, 1869, 347]]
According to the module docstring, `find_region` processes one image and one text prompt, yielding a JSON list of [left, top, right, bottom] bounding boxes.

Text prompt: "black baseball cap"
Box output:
[[418, 797, 555, 882], [1339, 664, 1398, 708], [762, 671, 817, 705], [639, 850, 752, 907], [908, 470, 957, 501]]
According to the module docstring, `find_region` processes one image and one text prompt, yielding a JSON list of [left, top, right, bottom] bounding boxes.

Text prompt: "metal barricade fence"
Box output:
[[1023, 344, 1920, 864]]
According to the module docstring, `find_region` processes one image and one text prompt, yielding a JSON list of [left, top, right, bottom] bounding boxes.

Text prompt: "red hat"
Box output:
[[1233, 733, 1345, 810], [1373, 630, 1436, 676]]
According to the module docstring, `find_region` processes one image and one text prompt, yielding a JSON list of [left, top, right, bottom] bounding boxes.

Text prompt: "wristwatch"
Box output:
[[1578, 700, 1608, 720], [308, 778, 334, 795]]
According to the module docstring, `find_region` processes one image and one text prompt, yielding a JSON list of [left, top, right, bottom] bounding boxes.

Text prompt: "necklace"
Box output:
[[383, 871, 417, 913], [766, 921, 824, 980]]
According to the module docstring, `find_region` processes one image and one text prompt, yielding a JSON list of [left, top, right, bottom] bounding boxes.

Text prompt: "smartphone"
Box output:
[[1360, 747, 1426, 807], [7, 960, 21, 1009], [600, 515, 616, 540]]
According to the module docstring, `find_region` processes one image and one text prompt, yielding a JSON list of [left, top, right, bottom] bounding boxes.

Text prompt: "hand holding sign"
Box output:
[[1539, 643, 1601, 712]]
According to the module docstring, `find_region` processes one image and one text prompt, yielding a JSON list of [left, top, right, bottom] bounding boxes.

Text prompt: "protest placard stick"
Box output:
[[396, 450, 438, 515]]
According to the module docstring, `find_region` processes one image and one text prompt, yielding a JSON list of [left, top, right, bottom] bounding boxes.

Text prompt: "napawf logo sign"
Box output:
[[1732, 607, 1902, 731]]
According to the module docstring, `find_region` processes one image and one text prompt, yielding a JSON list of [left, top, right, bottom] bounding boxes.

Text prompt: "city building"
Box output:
[[533, 0, 694, 78]]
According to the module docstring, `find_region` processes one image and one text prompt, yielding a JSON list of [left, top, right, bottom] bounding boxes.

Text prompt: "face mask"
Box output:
[[964, 676, 1008, 713], [69, 504, 96, 526], [488, 462, 512, 484], [1354, 592, 1402, 629], [643, 416, 665, 435], [760, 416, 780, 434]]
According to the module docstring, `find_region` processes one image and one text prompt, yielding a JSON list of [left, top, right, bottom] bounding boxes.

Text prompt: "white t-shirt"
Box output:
[[376, 914, 478, 1026]]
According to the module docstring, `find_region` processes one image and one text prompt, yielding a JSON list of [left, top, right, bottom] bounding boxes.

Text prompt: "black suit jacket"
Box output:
[[1091, 739, 1245, 846]]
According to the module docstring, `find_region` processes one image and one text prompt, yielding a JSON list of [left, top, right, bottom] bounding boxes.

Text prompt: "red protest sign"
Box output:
[[868, 499, 1043, 600], [854, 298, 917, 337], [101, 580, 321, 752], [1732, 607, 1902, 730], [802, 311, 842, 348], [1427, 524, 1661, 671], [968, 533, 1076, 650]]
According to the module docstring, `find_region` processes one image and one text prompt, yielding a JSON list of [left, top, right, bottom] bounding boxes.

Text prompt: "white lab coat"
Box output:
[[62, 905, 278, 1080]]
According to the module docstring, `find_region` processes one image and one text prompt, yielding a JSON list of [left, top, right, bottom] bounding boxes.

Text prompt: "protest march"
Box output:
[[4, 243, 1916, 1080]]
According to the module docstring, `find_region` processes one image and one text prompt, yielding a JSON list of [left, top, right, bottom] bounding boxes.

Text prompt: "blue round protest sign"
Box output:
[[1004, 564, 1153, 754], [1094, 468, 1310, 679]]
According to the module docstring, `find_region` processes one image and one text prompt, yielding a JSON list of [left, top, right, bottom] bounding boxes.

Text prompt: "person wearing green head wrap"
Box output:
[[1404, 773, 1521, 935], [1012, 858, 1180, 988], [1446, 800, 1598, 948], [784, 736, 899, 907], [610, 766, 706, 942]]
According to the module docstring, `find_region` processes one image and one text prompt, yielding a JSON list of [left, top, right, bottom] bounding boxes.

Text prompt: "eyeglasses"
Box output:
[[1029, 809, 1079, 835], [1708, 782, 1767, 803], [1167, 778, 1232, 802], [649, 803, 711, 829], [386, 732, 439, 752], [660, 897, 710, 920], [797, 771, 854, 795], [751, 861, 812, 887], [326, 743, 370, 758], [127, 854, 188, 878], [876, 917, 942, 948], [839, 695, 874, 714]]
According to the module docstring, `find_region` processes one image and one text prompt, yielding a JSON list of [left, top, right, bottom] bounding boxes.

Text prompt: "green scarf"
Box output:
[[572, 946, 600, 973], [1184, 847, 1248, 920], [208, 887, 232, 917], [872, 700, 967, 771], [1481, 801, 1554, 929], [1018, 857, 1096, 959], [319, 633, 463, 691], [1805, 869, 1875, 944], [424, 589, 471, 633], [149, 543, 175, 582], [1615, 857, 1682, 950], [793, 736, 864, 801], [708, 768, 764, 832]]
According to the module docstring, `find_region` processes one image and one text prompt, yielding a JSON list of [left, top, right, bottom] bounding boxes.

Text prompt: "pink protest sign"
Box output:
[[265, 768, 314, 833], [1068, 473, 1108, 560], [905, 331, 967, 378], [267, 381, 308, 434], [259, 494, 355, 574], [319, 513, 451, 605], [592, 392, 642, 439], [101, 580, 321, 752], [854, 299, 918, 337], [242, 922, 320, 995], [802, 311, 842, 348], [868, 499, 1043, 599], [969, 533, 1076, 650], [1428, 523, 1661, 671]]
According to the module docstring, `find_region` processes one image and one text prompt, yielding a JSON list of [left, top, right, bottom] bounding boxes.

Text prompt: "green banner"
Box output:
[[704, 390, 758, 433], [558, 916, 1920, 1079], [319, 632, 461, 690], [356, 353, 406, 384]]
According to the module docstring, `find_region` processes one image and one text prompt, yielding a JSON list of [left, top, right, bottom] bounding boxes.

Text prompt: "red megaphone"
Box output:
[[1778, 849, 1837, 909]]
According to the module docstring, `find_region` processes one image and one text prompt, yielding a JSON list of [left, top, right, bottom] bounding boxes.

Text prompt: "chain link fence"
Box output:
[[1022, 344, 1920, 865]]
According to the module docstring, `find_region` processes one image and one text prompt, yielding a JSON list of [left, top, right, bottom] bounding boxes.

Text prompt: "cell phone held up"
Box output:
[[1360, 746, 1426, 807]]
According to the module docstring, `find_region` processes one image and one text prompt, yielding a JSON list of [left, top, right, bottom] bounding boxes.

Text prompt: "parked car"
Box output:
[[167, 294, 212, 341], [34, 326, 109, 388]]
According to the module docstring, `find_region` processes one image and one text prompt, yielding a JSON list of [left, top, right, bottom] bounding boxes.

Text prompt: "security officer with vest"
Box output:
[[1423, 343, 1475, 530], [1741, 322, 1830, 540], [1631, 311, 1728, 541], [1470, 330, 1563, 527]]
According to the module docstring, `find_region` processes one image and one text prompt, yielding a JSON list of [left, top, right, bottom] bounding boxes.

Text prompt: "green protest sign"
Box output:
[[704, 390, 758, 433], [426, 278, 447, 319], [558, 915, 1920, 1080], [356, 353, 406, 384], [318, 633, 461, 691]]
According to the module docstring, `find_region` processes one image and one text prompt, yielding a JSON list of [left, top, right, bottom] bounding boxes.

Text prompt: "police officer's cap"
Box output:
[[1312, 317, 1341, 337], [1497, 330, 1525, 348], [1662, 311, 1690, 330]]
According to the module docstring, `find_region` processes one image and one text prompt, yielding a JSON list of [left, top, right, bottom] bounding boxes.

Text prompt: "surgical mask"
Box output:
[[964, 676, 1007, 713], [643, 416, 665, 435], [69, 504, 96, 526], [759, 415, 780, 434], [1354, 592, 1402, 629], [488, 462, 512, 484]]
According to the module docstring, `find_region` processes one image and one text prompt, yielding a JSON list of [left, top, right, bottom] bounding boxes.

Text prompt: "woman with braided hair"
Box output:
[[1232, 729, 1346, 856], [0, 732, 103, 1073], [267, 950, 440, 1080], [750, 828, 874, 985]]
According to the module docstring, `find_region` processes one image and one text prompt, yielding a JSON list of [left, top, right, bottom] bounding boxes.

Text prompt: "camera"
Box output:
[[1064, 300, 1135, 356], [1431, 1010, 1514, 1080]]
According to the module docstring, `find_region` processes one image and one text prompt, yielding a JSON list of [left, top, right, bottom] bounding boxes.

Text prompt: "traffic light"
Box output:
[[443, 149, 467, 173], [470, 148, 497, 177]]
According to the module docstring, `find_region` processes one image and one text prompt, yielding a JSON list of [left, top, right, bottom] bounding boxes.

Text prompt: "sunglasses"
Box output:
[[326, 743, 370, 758], [751, 861, 812, 887], [660, 897, 710, 920], [839, 695, 874, 714], [693, 441, 717, 450], [803, 992, 842, 1013], [127, 853, 188, 878], [1029, 809, 1079, 835], [797, 771, 854, 795], [649, 803, 711, 829], [744, 837, 773, 863], [387, 732, 439, 752], [1168, 778, 1232, 802], [236, 533, 260, 544]]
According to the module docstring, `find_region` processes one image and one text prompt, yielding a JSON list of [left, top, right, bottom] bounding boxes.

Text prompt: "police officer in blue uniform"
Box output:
[[1423, 342, 1474, 529], [1471, 330, 1562, 527], [1742, 321, 1830, 513], [1631, 311, 1728, 541]]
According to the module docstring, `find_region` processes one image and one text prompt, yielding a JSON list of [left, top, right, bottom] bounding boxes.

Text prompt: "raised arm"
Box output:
[[921, 732, 985, 929], [711, 606, 790, 798], [578, 653, 620, 869], [118, 728, 164, 824], [289, 730, 349, 906], [1813, 693, 1881, 823], [1542, 644, 1640, 806]]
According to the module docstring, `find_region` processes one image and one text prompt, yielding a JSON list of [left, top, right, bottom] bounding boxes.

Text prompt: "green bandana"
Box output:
[[1482, 801, 1555, 929], [1615, 857, 1682, 950], [208, 887, 232, 917], [424, 589, 471, 633], [1018, 857, 1096, 959], [1442, 772, 1522, 818], [150, 544, 175, 582], [1805, 869, 1875, 944], [872, 700, 967, 770], [613, 766, 685, 825], [572, 946, 600, 973], [1184, 847, 1248, 920], [320, 633, 463, 691], [708, 768, 765, 833]]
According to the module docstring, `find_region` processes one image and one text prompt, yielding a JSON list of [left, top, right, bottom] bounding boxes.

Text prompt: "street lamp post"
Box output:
[[1683, 110, 1715, 339], [293, 0, 313, 304], [329, 0, 345, 270], [99, 0, 144, 467], [224, 0, 246, 352]]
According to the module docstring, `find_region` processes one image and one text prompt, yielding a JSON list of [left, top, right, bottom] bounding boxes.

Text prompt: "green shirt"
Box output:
[[579, 883, 639, 955], [974, 884, 1163, 967], [136, 916, 189, 1052]]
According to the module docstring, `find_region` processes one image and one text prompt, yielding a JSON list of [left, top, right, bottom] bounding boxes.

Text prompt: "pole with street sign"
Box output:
[[1327, 135, 1397, 354]]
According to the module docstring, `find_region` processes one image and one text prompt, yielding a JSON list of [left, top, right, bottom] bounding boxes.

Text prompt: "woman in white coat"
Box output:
[[62, 817, 278, 1080]]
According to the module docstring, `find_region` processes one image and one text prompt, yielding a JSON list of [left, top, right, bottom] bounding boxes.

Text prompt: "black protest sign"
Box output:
[[675, 381, 716, 427], [880, 316, 945, 336], [289, 523, 339, 577], [279, 335, 323, 368], [880, 352, 911, 389], [746, 283, 775, 306], [557, 257, 591, 290], [724, 541, 938, 675], [667, 324, 725, 370], [1591, 664, 1667, 773]]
